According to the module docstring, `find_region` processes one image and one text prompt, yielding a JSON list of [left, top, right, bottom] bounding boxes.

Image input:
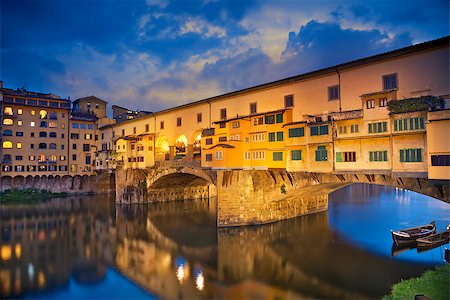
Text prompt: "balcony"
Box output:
[[331, 109, 363, 121]]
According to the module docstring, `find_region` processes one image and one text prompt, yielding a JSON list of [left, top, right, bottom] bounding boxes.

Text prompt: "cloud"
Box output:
[[146, 0, 169, 9], [180, 17, 226, 38]]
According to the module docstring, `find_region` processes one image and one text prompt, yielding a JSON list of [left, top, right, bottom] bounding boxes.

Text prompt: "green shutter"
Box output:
[[368, 123, 373, 133], [336, 152, 343, 162], [268, 132, 275, 142], [311, 126, 318, 136], [403, 119, 408, 131], [417, 148, 422, 162], [383, 151, 388, 162], [320, 125, 329, 135], [273, 152, 283, 161], [394, 120, 398, 131], [400, 149, 405, 162], [265, 115, 269, 124], [369, 151, 374, 162], [291, 150, 302, 160], [276, 131, 284, 141], [419, 117, 425, 129], [276, 113, 283, 123]]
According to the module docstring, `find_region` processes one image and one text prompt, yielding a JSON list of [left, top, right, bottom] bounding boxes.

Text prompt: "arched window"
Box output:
[[3, 107, 13, 115], [39, 143, 47, 149], [39, 132, 47, 138], [49, 143, 57, 149], [3, 119, 13, 125], [40, 121, 48, 128], [39, 110, 48, 119], [49, 132, 57, 138], [2, 141, 13, 149], [49, 155, 57, 162], [38, 154, 46, 162]]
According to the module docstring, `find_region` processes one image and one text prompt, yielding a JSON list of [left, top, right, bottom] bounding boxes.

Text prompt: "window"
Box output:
[[268, 132, 275, 142], [232, 121, 240, 128], [219, 122, 226, 128], [205, 138, 213, 145], [88, 124, 94, 129], [369, 151, 388, 162], [60, 155, 66, 161], [315, 145, 328, 161], [62, 113, 66, 118], [244, 152, 251, 160], [145, 124, 150, 132], [30, 121, 35, 127], [250, 103, 257, 114], [72, 154, 77, 161], [160, 121, 164, 129], [15, 166, 25, 172], [15, 97, 25, 104], [206, 154, 212, 161], [39, 143, 47, 149], [328, 85, 340, 101], [393, 117, 425, 131], [17, 142, 22, 149], [310, 125, 328, 136], [17, 108, 23, 115], [3, 118, 13, 125], [59, 165, 68, 171], [197, 113, 202, 123], [40, 121, 48, 128], [61, 145, 65, 150], [220, 108, 227, 120], [383, 73, 398, 90], [288, 127, 304, 138], [133, 127, 136, 134], [350, 124, 359, 133], [291, 150, 302, 161], [72, 123, 79, 129], [17, 120, 22, 126], [273, 152, 283, 161], [218, 136, 227, 142], [215, 151, 223, 160], [284, 94, 294, 108], [121, 129, 125, 136], [70, 165, 77, 172], [177, 117, 182, 127], [265, 114, 275, 124], [253, 117, 263, 125], [39, 110, 48, 119], [31, 110, 36, 115], [336, 151, 356, 162], [71, 133, 79, 139], [29, 155, 36, 161], [38, 165, 48, 172], [15, 155, 23, 161], [252, 151, 265, 160], [49, 132, 57, 138], [366, 99, 375, 109], [252, 133, 265, 142], [379, 98, 388, 107], [3, 107, 13, 115], [30, 144, 34, 149], [338, 126, 347, 135], [31, 132, 35, 137], [49, 155, 57, 162], [80, 124, 87, 129], [38, 154, 46, 162], [276, 113, 283, 123], [400, 148, 422, 162], [431, 155, 450, 166], [3, 130, 12, 136], [3, 141, 12, 149], [85, 134, 92, 140], [86, 156, 91, 165], [49, 112, 57, 120], [368, 121, 387, 133]]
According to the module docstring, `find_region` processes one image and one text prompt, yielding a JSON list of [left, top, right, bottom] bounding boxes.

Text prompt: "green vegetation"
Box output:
[[0, 188, 68, 205], [387, 96, 443, 114], [384, 264, 449, 300]]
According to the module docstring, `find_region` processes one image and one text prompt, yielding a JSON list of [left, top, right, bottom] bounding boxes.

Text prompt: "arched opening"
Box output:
[[155, 135, 170, 161], [174, 135, 188, 159], [151, 173, 209, 189], [191, 131, 202, 161]]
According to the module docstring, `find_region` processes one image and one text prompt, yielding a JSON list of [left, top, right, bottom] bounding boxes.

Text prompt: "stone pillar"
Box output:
[[187, 144, 194, 160], [169, 146, 175, 160]]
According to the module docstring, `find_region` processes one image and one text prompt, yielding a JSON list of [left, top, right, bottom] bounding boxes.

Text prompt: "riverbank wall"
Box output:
[[0, 171, 115, 195]]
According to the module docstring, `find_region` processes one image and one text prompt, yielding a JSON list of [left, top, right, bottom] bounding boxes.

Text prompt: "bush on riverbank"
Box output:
[[384, 264, 449, 300], [0, 188, 67, 204]]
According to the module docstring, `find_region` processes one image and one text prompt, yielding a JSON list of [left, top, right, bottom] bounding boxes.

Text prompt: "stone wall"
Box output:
[[0, 171, 115, 194]]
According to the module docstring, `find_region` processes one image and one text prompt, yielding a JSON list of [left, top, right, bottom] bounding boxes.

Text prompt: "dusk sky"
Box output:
[[1, 0, 449, 112]]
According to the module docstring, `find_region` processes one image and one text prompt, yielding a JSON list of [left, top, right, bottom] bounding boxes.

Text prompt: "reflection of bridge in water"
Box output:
[[112, 198, 434, 299]]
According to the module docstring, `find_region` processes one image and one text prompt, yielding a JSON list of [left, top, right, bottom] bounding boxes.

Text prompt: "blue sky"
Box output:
[[1, 0, 448, 111]]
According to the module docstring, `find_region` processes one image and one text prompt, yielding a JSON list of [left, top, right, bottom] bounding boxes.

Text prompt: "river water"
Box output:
[[1, 183, 449, 299]]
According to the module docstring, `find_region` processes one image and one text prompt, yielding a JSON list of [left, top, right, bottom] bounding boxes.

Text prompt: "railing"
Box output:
[[155, 159, 201, 168]]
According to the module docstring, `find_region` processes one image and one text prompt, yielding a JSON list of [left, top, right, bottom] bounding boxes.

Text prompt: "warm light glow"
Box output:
[[1, 245, 12, 261], [176, 134, 188, 146], [39, 110, 47, 119], [156, 136, 170, 153], [2, 141, 12, 149], [195, 270, 205, 291], [15, 244, 21, 259], [3, 118, 13, 125], [175, 257, 189, 284], [176, 265, 185, 283], [3, 107, 13, 115], [38, 271, 46, 288]]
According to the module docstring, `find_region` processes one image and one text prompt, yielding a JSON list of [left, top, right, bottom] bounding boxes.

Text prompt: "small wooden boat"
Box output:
[[391, 221, 436, 246], [416, 229, 450, 249]]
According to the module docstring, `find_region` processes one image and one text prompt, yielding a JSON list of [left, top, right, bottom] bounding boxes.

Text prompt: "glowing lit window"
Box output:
[[31, 121, 36, 127], [3, 107, 13, 115], [17, 120, 23, 126], [3, 141, 13, 149], [49, 155, 57, 162], [31, 110, 36, 116], [17, 143, 22, 149], [18, 108, 23, 115], [48, 122, 57, 128], [3, 118, 13, 125], [38, 155, 46, 162], [39, 110, 48, 119]]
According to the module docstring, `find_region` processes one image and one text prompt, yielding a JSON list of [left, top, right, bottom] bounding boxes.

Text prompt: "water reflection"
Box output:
[[0, 184, 449, 299]]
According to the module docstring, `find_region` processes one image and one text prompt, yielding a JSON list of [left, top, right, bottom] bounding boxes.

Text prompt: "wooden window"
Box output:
[[220, 108, 227, 120], [288, 127, 304, 138], [197, 113, 202, 123], [328, 85, 340, 101], [284, 95, 294, 108], [177, 117, 182, 127], [291, 150, 302, 161], [250, 103, 257, 114]]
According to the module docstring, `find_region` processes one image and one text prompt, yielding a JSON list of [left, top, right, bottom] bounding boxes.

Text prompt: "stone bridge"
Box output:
[[115, 162, 449, 227]]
